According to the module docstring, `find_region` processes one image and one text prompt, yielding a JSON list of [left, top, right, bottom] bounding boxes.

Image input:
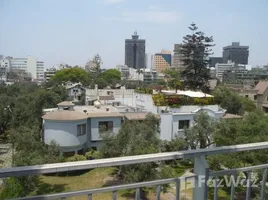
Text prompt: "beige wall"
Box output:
[[238, 89, 268, 107]]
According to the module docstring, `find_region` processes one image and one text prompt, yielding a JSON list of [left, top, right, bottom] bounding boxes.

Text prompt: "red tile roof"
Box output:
[[254, 81, 268, 95]]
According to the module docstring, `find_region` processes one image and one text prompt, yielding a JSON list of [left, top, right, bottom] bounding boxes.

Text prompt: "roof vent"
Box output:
[[83, 110, 87, 113]]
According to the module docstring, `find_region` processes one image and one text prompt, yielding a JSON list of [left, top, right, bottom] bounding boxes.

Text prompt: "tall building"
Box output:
[[0, 56, 44, 82], [44, 68, 57, 82], [171, 44, 184, 69], [223, 42, 249, 65], [154, 50, 172, 73], [125, 31, 146, 69], [209, 57, 223, 68]]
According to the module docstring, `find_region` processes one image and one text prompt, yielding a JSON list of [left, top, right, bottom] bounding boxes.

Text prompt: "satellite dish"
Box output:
[[94, 101, 101, 108]]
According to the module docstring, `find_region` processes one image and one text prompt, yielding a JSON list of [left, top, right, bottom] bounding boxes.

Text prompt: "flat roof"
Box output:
[[42, 105, 124, 120], [222, 113, 242, 119], [42, 110, 88, 121], [74, 105, 123, 118], [124, 112, 159, 120]]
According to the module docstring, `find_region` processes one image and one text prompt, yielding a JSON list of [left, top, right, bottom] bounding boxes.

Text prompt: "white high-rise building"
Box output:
[[1, 56, 45, 82]]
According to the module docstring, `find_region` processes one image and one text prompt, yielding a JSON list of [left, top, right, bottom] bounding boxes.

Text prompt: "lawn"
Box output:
[[33, 163, 198, 200], [35, 167, 173, 200]]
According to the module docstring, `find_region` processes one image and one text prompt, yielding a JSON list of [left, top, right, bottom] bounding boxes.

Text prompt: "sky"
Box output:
[[0, 0, 268, 69]]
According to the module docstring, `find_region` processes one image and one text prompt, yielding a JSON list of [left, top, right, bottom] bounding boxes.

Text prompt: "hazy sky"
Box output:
[[0, 0, 268, 68]]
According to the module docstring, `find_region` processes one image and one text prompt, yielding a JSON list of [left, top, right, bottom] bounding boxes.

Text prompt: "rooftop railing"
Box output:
[[2, 142, 268, 200]]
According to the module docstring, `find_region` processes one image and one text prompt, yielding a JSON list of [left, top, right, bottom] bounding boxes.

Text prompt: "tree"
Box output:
[[100, 69, 121, 86], [213, 86, 256, 115], [180, 23, 214, 92], [92, 54, 102, 77], [100, 114, 161, 184], [95, 77, 108, 89], [50, 67, 89, 85], [161, 137, 188, 152], [0, 126, 61, 198], [185, 112, 216, 149], [164, 69, 182, 92]]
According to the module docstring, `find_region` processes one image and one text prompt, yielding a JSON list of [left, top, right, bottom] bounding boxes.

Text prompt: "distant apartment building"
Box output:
[[125, 31, 146, 69], [171, 44, 184, 69], [223, 42, 249, 65], [140, 68, 159, 84], [209, 57, 223, 68], [57, 63, 72, 70], [0, 58, 11, 82], [222, 68, 249, 84], [215, 61, 236, 81], [44, 68, 57, 82], [0, 56, 44, 82], [154, 50, 172, 73], [116, 65, 129, 80]]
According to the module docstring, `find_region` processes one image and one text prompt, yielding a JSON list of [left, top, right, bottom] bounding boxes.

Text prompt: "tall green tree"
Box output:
[[185, 112, 216, 149], [180, 23, 214, 92], [100, 114, 161, 183], [92, 54, 102, 77]]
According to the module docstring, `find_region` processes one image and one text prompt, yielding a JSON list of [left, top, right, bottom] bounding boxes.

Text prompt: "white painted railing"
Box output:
[[1, 142, 268, 200]]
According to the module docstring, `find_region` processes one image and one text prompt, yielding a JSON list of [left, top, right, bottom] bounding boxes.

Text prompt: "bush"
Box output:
[[65, 154, 86, 162], [85, 149, 101, 160], [152, 94, 215, 107]]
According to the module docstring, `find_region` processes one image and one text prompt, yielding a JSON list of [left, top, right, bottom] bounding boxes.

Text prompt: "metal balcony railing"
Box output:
[[1, 142, 268, 200]]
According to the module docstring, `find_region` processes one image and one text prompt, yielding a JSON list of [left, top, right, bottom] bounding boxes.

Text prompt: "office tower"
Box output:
[[125, 31, 146, 69], [171, 44, 184, 69], [223, 42, 249, 65], [154, 50, 172, 73], [209, 57, 223, 68]]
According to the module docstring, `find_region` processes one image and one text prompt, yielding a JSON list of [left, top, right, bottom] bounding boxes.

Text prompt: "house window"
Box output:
[[254, 95, 257, 100], [179, 120, 190, 130], [245, 95, 248, 98], [99, 121, 113, 133], [77, 124, 86, 136]]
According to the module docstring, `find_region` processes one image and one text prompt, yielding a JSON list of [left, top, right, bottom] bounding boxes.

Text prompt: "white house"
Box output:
[[86, 87, 227, 141], [42, 101, 124, 156]]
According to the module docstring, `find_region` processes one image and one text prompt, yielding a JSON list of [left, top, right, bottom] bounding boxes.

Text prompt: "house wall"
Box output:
[[132, 93, 158, 114], [90, 117, 122, 141], [256, 89, 268, 107], [160, 114, 173, 140], [159, 108, 225, 141], [44, 119, 87, 152]]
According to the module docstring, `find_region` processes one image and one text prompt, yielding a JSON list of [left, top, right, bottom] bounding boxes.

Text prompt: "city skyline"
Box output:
[[1, 0, 268, 69]]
